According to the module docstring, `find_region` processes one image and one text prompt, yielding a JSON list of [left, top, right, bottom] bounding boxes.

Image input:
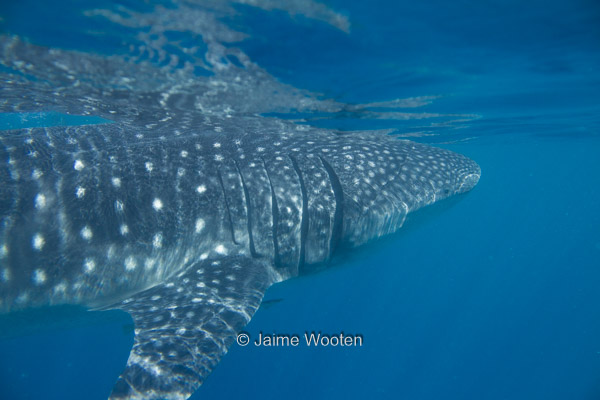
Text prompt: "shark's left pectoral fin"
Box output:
[[103, 256, 275, 400]]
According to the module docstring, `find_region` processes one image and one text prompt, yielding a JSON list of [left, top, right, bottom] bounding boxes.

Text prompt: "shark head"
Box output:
[[305, 136, 481, 250]]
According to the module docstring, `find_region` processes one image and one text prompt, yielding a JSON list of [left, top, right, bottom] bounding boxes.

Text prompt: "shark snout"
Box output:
[[456, 159, 481, 193]]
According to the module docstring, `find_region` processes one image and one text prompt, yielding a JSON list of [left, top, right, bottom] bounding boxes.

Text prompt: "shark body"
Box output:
[[0, 116, 479, 399]]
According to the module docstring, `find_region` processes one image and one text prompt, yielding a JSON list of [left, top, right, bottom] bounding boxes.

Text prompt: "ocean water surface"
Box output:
[[1, 0, 599, 399]]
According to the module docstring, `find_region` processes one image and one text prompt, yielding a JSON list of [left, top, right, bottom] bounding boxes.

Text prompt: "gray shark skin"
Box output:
[[0, 117, 480, 399]]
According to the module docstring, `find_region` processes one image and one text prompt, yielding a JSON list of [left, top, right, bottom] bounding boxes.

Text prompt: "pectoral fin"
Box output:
[[103, 256, 275, 400]]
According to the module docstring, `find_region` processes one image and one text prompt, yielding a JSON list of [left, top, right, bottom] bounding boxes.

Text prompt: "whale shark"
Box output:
[[0, 2, 480, 399], [0, 118, 479, 399]]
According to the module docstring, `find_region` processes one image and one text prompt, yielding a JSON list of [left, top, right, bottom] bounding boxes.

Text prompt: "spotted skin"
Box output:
[[0, 3, 484, 397], [0, 118, 479, 399]]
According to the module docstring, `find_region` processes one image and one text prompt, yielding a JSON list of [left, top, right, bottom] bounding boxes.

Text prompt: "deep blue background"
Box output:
[[1, 0, 600, 399]]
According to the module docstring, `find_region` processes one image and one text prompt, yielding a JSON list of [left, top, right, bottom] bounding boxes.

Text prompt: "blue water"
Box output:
[[1, 1, 600, 399]]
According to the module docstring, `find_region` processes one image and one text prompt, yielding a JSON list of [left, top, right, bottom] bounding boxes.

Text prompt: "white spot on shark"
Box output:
[[33, 269, 47, 285], [105, 245, 116, 259], [112, 177, 122, 188], [120, 224, 129, 235], [195, 218, 205, 233], [35, 194, 46, 209], [73, 160, 85, 171], [80, 226, 93, 240], [76, 186, 86, 198], [152, 233, 163, 249], [125, 256, 137, 271], [145, 162, 154, 172], [152, 198, 163, 211], [32, 233, 45, 250], [53, 281, 67, 295], [196, 185, 206, 194], [84, 258, 96, 273], [16, 292, 29, 304], [144, 258, 156, 270], [1, 268, 10, 282], [215, 244, 227, 255]]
